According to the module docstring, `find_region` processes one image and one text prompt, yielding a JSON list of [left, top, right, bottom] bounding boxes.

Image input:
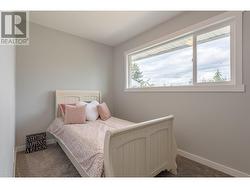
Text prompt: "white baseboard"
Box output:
[[15, 138, 57, 152], [178, 149, 249, 177]]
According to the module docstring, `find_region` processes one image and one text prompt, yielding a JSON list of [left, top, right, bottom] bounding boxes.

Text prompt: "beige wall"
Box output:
[[16, 23, 113, 146], [112, 11, 250, 174], [0, 46, 16, 176]]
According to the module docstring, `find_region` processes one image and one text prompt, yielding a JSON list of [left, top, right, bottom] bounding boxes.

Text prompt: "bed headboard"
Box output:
[[55, 90, 101, 117]]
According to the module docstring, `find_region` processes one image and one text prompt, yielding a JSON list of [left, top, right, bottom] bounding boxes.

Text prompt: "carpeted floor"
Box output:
[[15, 143, 230, 177]]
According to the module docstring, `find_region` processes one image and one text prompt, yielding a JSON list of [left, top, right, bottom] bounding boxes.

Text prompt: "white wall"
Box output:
[[0, 46, 16, 176], [16, 22, 113, 146], [113, 11, 250, 174]]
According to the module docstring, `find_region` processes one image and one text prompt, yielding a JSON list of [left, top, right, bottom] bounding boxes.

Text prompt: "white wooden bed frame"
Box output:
[[54, 90, 177, 177]]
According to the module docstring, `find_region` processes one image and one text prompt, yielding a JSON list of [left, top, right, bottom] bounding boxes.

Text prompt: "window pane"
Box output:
[[197, 26, 230, 83], [128, 36, 193, 88]]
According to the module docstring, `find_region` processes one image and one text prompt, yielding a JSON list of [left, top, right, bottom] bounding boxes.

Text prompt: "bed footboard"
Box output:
[[104, 115, 177, 177]]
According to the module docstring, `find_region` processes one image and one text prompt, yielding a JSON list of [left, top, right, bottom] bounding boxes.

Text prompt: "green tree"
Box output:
[[131, 63, 144, 83], [130, 63, 152, 87], [213, 69, 224, 82]]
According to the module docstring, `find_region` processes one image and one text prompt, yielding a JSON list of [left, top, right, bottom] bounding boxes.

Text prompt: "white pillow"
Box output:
[[78, 100, 99, 121]]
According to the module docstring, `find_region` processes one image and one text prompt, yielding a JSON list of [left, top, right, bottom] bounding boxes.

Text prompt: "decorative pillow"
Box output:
[[64, 104, 86, 124], [97, 102, 111, 121], [58, 103, 76, 118], [78, 100, 99, 121]]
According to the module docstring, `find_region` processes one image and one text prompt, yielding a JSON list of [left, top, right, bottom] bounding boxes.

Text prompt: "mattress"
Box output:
[[47, 117, 134, 177]]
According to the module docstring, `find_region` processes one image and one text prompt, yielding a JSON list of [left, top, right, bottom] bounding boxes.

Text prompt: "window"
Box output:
[[125, 12, 244, 92]]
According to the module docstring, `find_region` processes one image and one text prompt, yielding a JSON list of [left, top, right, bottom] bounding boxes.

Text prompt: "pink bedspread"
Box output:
[[47, 117, 134, 177]]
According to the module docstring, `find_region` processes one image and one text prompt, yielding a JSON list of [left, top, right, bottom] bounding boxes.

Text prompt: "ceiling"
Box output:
[[29, 11, 181, 46]]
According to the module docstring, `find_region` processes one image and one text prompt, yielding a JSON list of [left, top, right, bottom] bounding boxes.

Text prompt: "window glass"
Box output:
[[197, 26, 231, 83], [128, 36, 193, 88]]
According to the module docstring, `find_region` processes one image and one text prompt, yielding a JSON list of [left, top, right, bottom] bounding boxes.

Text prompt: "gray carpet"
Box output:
[[15, 144, 230, 177]]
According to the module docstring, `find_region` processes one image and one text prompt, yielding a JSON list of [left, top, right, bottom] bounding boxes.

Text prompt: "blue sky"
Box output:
[[131, 36, 230, 87]]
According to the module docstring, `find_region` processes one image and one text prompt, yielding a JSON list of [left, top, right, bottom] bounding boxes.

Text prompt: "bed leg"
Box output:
[[169, 168, 178, 175], [169, 161, 178, 175]]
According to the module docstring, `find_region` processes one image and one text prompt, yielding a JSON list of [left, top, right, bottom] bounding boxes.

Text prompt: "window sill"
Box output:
[[124, 84, 245, 93]]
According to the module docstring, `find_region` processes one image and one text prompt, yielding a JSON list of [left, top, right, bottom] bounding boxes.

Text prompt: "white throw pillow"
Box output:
[[78, 100, 99, 121]]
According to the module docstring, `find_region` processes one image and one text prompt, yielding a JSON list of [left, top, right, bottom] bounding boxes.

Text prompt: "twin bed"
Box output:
[[47, 90, 177, 177]]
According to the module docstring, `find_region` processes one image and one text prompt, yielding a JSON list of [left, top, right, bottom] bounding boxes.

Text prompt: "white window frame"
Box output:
[[124, 12, 244, 92]]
